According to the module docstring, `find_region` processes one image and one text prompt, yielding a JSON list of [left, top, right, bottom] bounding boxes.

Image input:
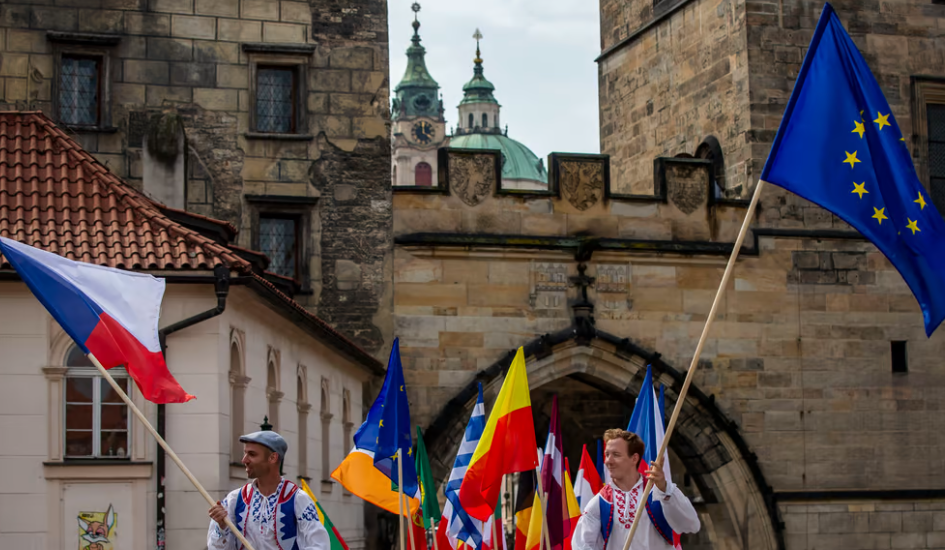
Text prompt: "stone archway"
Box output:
[[424, 327, 784, 550]]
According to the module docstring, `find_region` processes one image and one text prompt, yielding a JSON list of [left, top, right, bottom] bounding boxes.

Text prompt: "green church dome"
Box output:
[[449, 133, 547, 184]]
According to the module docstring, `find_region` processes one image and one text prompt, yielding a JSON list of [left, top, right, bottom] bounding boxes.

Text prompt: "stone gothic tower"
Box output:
[[391, 3, 447, 187]]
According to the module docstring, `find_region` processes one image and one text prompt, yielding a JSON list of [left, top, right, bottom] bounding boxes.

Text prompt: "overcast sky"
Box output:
[[388, 0, 602, 160]]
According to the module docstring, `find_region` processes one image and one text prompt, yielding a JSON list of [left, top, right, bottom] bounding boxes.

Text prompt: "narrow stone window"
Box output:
[[228, 332, 250, 465], [59, 55, 102, 126], [414, 162, 433, 186], [320, 378, 333, 487], [259, 215, 299, 279], [468, 113, 474, 128], [482, 113, 489, 128], [266, 351, 283, 430], [927, 104, 945, 214], [297, 366, 310, 479], [892, 341, 908, 373], [255, 66, 297, 134]]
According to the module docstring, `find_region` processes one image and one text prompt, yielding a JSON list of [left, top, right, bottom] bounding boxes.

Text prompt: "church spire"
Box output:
[[392, 2, 441, 121]]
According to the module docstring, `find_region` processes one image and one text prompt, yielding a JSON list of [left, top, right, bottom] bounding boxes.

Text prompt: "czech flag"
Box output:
[[459, 347, 539, 521], [0, 237, 194, 403], [573, 445, 603, 510]]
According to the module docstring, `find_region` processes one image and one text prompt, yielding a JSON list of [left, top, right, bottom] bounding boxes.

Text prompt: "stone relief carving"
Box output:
[[530, 262, 568, 309], [449, 153, 495, 207], [666, 162, 708, 216], [559, 160, 605, 211], [595, 263, 631, 313]]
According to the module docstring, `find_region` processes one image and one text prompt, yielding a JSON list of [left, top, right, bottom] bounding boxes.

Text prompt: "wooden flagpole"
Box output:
[[431, 518, 440, 550], [86, 353, 256, 550], [533, 466, 552, 550], [619, 179, 767, 550], [398, 450, 408, 550]]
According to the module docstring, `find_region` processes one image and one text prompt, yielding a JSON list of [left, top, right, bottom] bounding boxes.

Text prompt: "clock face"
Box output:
[[412, 121, 435, 145]]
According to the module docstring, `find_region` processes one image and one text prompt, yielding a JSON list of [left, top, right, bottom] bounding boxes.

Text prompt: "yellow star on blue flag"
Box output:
[[351, 337, 418, 495], [761, 3, 945, 336]]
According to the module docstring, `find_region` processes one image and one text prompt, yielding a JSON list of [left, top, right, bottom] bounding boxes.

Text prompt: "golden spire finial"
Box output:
[[473, 28, 483, 64]]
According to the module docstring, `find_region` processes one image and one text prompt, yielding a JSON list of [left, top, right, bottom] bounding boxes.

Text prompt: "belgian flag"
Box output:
[[513, 471, 536, 550]]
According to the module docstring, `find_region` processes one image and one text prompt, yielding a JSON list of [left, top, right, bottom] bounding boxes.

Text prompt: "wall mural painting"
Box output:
[[77, 505, 116, 550]]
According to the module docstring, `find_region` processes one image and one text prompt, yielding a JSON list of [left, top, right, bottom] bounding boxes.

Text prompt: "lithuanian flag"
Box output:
[[459, 347, 538, 521], [299, 477, 351, 550]]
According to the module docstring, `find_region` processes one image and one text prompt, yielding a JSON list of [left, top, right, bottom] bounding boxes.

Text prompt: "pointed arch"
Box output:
[[423, 327, 784, 550], [297, 364, 311, 478]]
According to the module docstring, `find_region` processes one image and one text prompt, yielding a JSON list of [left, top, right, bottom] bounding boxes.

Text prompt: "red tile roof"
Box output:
[[0, 111, 383, 373], [0, 111, 250, 272]]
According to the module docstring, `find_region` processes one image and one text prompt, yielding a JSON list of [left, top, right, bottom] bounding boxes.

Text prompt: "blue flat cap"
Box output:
[[239, 431, 288, 460]]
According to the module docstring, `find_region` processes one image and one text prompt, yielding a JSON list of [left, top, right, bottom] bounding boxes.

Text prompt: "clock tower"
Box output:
[[391, 3, 446, 187]]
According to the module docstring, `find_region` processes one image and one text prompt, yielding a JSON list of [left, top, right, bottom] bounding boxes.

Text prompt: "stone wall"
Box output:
[[0, 0, 393, 354], [598, 0, 752, 195]]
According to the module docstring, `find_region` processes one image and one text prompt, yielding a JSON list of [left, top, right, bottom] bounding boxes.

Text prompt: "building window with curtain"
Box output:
[[64, 345, 130, 459], [414, 162, 432, 186], [59, 55, 102, 127], [255, 66, 297, 134]]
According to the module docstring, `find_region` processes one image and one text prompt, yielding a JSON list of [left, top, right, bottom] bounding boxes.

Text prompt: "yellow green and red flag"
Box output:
[[299, 477, 351, 550], [459, 347, 539, 521]]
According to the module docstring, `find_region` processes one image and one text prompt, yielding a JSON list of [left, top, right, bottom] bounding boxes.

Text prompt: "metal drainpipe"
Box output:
[[155, 265, 230, 550]]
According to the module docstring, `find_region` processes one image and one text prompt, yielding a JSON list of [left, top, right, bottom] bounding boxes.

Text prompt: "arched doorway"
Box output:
[[423, 328, 784, 550]]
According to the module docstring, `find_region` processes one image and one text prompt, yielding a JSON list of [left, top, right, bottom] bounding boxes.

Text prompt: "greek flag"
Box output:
[[439, 383, 487, 549]]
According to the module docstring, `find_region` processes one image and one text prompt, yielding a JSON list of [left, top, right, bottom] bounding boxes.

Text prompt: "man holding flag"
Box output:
[[572, 367, 699, 550], [207, 431, 330, 550]]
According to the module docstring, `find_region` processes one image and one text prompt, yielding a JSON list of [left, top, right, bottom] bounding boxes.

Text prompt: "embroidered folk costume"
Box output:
[[207, 477, 330, 550], [571, 476, 699, 550]]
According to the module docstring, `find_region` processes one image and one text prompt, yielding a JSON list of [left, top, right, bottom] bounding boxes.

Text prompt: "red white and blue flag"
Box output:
[[0, 237, 194, 403]]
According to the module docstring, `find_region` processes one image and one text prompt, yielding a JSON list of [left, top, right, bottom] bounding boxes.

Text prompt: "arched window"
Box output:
[[414, 162, 432, 186], [468, 113, 474, 128], [64, 345, 130, 458], [320, 378, 333, 484], [228, 331, 250, 464], [297, 366, 310, 478], [482, 113, 488, 128], [266, 349, 282, 431], [342, 388, 352, 496]]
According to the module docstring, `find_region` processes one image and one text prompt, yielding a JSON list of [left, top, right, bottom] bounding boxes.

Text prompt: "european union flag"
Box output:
[[762, 3, 945, 336], [352, 338, 419, 496]]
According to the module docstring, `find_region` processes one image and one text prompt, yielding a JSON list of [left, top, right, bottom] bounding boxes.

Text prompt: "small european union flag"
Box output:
[[762, 3, 945, 336], [352, 337, 419, 496]]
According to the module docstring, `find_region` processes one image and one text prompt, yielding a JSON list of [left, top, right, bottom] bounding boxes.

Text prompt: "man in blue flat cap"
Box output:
[[207, 430, 330, 550]]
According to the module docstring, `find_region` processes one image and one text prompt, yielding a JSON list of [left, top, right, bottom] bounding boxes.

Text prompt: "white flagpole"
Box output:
[[86, 353, 257, 550], [620, 179, 767, 550]]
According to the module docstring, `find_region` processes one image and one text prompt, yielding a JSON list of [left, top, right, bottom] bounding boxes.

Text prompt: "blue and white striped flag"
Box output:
[[437, 383, 488, 549]]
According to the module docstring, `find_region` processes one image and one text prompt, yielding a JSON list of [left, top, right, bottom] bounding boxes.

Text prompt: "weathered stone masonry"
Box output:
[[0, 0, 394, 355]]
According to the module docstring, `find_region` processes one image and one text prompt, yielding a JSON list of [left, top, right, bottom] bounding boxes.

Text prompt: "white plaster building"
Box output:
[[0, 111, 383, 550]]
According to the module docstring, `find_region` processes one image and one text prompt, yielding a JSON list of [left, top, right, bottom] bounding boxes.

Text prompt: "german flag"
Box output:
[[459, 347, 539, 521], [514, 472, 536, 550]]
